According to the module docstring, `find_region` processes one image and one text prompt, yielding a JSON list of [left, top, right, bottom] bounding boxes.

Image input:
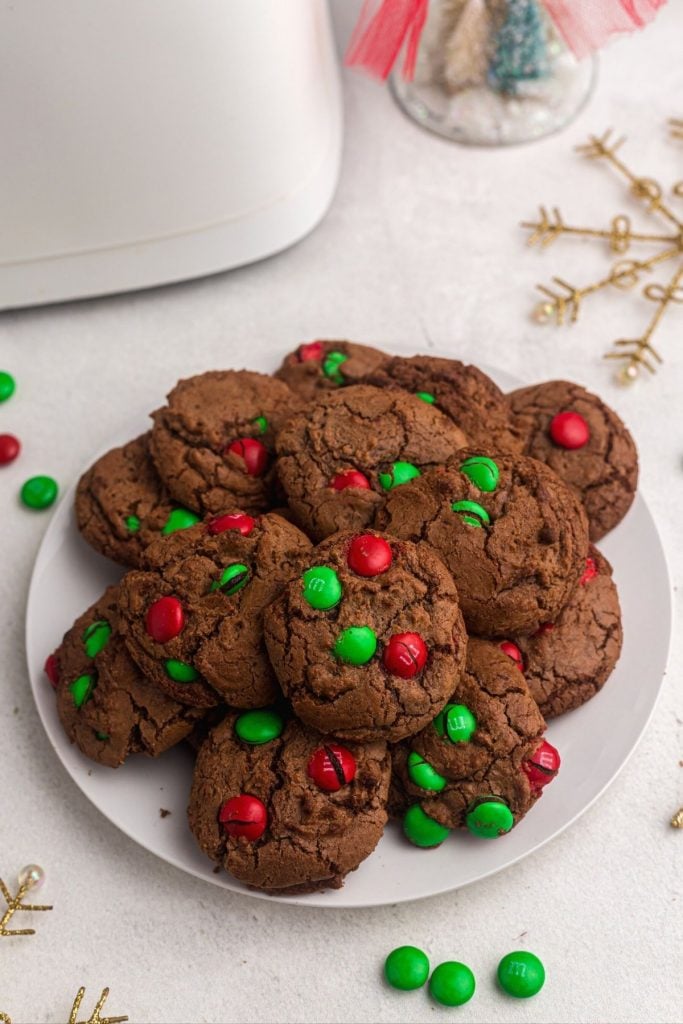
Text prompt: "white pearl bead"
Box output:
[[616, 364, 638, 386], [18, 864, 45, 891], [532, 301, 555, 324]]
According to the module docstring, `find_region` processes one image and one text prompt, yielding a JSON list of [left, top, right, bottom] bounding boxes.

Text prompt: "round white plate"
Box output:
[[26, 362, 673, 908]]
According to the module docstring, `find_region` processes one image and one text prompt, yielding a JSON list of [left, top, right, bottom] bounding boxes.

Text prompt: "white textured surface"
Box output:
[[1, 2, 682, 1021]]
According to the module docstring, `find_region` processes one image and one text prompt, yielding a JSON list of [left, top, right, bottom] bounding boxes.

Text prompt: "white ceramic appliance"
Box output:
[[0, 0, 342, 309]]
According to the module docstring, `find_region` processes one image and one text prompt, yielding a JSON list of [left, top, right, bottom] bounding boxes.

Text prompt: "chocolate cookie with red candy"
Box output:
[[508, 380, 638, 540], [263, 530, 467, 743], [503, 546, 623, 719], [188, 713, 390, 893], [117, 511, 312, 709], [149, 370, 303, 517], [274, 340, 389, 403], [50, 586, 204, 769], [275, 384, 468, 541], [391, 639, 558, 844]]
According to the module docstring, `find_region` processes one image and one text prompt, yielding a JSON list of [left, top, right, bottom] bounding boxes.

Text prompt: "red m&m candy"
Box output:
[[145, 596, 185, 644], [0, 433, 20, 465], [533, 622, 555, 637], [549, 411, 590, 450], [383, 633, 428, 678], [208, 512, 257, 536], [579, 556, 598, 586], [297, 341, 324, 363], [347, 535, 392, 577], [307, 745, 357, 792], [522, 740, 561, 792], [331, 469, 371, 491], [499, 640, 524, 672], [219, 795, 267, 841], [44, 652, 59, 688], [226, 438, 268, 476]]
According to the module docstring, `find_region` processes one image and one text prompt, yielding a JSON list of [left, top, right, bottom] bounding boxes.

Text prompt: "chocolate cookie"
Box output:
[[511, 546, 623, 719], [150, 370, 303, 517], [263, 531, 467, 742], [118, 511, 312, 709], [275, 384, 468, 541], [52, 586, 203, 768], [359, 355, 522, 453], [377, 448, 589, 636], [509, 380, 638, 540], [275, 340, 388, 403], [188, 713, 390, 893], [391, 639, 555, 840], [75, 433, 201, 568]]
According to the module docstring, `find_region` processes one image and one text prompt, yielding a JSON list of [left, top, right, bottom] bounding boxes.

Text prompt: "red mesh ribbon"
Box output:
[[344, 0, 429, 80], [541, 0, 667, 58]]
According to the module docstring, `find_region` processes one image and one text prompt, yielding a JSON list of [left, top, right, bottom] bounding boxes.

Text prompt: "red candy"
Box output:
[[522, 740, 561, 792], [44, 652, 59, 688], [219, 795, 267, 841], [383, 633, 428, 678], [0, 433, 20, 465], [331, 469, 371, 491], [297, 341, 324, 363], [579, 556, 598, 586], [549, 411, 590, 450], [499, 640, 524, 672], [145, 596, 185, 644], [534, 622, 555, 637], [307, 745, 357, 792], [208, 512, 256, 537], [226, 438, 268, 476], [347, 535, 392, 577]]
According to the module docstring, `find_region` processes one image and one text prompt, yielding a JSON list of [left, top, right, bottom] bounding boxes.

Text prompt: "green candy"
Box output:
[[82, 620, 112, 658], [497, 951, 546, 999], [125, 514, 141, 533], [415, 391, 435, 404], [69, 674, 96, 708], [164, 659, 199, 683], [378, 461, 421, 491], [161, 508, 200, 534], [451, 499, 490, 528], [429, 962, 476, 1007], [235, 709, 284, 745], [459, 455, 500, 492], [384, 946, 430, 991], [407, 751, 446, 792], [403, 804, 451, 848], [20, 475, 58, 510], [466, 797, 514, 838], [333, 626, 377, 665], [302, 566, 342, 610], [0, 371, 15, 403], [433, 703, 477, 744], [95, 731, 109, 741], [322, 350, 348, 384], [252, 415, 268, 435], [211, 563, 250, 595]]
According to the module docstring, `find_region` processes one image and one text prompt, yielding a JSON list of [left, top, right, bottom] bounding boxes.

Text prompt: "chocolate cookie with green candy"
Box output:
[[53, 586, 204, 769], [75, 433, 201, 568], [188, 713, 390, 893], [275, 384, 468, 542], [264, 530, 467, 742], [513, 546, 623, 719], [358, 354, 523, 453], [392, 639, 554, 842], [118, 511, 312, 709], [377, 448, 589, 637], [274, 339, 389, 403], [149, 370, 303, 518], [509, 380, 638, 541]]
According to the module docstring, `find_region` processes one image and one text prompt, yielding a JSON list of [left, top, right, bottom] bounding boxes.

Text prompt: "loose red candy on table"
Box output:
[[297, 341, 324, 362], [44, 652, 59, 688], [579, 556, 598, 586], [208, 512, 257, 536], [226, 438, 268, 477], [331, 469, 371, 491], [145, 596, 185, 644], [549, 411, 590, 450], [522, 740, 561, 792], [383, 633, 428, 678], [347, 534, 392, 577], [219, 795, 267, 841], [307, 745, 357, 792], [499, 640, 524, 671], [0, 433, 20, 465]]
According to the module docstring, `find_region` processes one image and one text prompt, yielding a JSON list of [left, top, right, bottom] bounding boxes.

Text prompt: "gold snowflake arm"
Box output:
[[671, 807, 683, 828], [522, 207, 678, 252], [0, 878, 53, 937], [604, 262, 683, 378], [670, 119, 683, 140], [69, 987, 128, 1024], [0, 1013, 12, 1024]]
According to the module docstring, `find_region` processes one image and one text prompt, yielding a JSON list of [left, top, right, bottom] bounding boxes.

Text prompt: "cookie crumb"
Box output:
[[212, 865, 221, 875], [159, 808, 171, 818]]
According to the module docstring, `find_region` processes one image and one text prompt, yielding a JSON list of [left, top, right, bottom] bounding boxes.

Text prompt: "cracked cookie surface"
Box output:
[[275, 339, 389, 403], [263, 530, 467, 742], [188, 713, 390, 893], [275, 384, 468, 541]]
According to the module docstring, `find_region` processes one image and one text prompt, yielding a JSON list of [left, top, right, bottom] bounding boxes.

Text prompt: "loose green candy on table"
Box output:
[[466, 797, 514, 838], [0, 371, 15, 403], [162, 508, 200, 534], [333, 626, 377, 665], [403, 804, 451, 848], [322, 351, 348, 384], [21, 475, 58, 510], [407, 751, 446, 792], [164, 659, 199, 683], [82, 619, 112, 658], [459, 455, 500, 492], [69, 674, 96, 708], [433, 703, 477, 743], [497, 950, 545, 998], [429, 961, 476, 1007], [451, 499, 490, 528], [235, 709, 284, 745], [378, 461, 421, 491], [211, 563, 250, 595], [302, 566, 342, 610], [384, 945, 430, 991]]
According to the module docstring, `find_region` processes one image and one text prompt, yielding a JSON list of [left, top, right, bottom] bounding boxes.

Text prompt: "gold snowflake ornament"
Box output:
[[0, 865, 52, 938], [523, 123, 683, 385], [68, 988, 128, 1024]]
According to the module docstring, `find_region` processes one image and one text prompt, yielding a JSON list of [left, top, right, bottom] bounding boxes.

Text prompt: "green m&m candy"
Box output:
[[235, 708, 284, 745], [21, 475, 58, 510], [403, 804, 451, 848], [333, 626, 377, 665], [322, 350, 348, 384], [433, 703, 477, 743], [451, 499, 490, 528], [415, 391, 435, 404], [302, 566, 342, 610], [0, 371, 16, 403], [384, 945, 430, 991], [429, 961, 476, 1007], [164, 659, 199, 683], [211, 563, 250, 595], [252, 415, 268, 435], [162, 508, 200, 535], [459, 455, 500, 492], [466, 796, 514, 838], [95, 731, 109, 741], [69, 674, 96, 708], [82, 620, 112, 658], [407, 751, 446, 792], [497, 951, 546, 998], [379, 461, 421, 491], [125, 514, 141, 533]]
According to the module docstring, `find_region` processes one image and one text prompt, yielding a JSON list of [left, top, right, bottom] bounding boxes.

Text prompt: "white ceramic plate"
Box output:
[[26, 362, 673, 908]]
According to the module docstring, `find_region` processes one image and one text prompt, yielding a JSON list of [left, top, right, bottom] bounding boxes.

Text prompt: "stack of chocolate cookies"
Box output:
[[46, 342, 635, 894]]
